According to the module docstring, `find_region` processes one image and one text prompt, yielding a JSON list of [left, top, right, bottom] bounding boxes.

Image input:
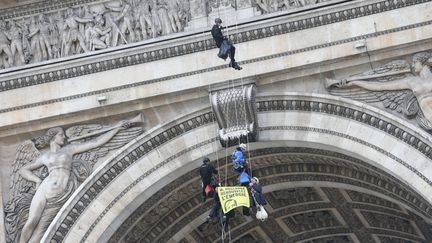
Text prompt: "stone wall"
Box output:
[[1, 0, 432, 242], [2, 0, 432, 137]]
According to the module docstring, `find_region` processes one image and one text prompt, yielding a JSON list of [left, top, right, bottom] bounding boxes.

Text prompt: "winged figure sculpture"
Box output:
[[4, 114, 144, 243], [326, 52, 432, 132]]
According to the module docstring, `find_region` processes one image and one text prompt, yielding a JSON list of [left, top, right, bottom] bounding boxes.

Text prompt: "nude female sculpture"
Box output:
[[18, 120, 130, 243]]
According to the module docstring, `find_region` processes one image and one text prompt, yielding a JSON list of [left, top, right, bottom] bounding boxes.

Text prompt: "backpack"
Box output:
[[239, 171, 250, 184], [218, 40, 231, 60], [205, 184, 214, 197], [232, 150, 244, 170]]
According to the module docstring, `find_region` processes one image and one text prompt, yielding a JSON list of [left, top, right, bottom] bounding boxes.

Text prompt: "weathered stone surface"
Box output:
[[0, 0, 341, 70], [1, 0, 432, 137], [1, 0, 432, 242]]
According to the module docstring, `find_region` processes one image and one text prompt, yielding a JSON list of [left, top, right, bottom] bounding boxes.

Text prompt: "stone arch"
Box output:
[[42, 93, 432, 243], [114, 148, 432, 243]]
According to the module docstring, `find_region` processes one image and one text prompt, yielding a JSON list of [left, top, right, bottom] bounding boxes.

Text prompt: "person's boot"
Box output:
[[230, 61, 242, 70], [229, 60, 234, 68]]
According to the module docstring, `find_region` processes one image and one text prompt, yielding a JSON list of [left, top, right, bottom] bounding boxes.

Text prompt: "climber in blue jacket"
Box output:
[[232, 143, 248, 173]]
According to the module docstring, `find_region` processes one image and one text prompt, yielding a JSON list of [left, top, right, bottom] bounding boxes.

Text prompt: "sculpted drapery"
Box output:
[[0, 0, 329, 69], [4, 116, 144, 243]]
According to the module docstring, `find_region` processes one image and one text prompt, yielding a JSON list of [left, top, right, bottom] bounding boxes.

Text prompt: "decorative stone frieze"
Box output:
[[257, 99, 432, 185], [1, 0, 431, 92], [0, 0, 339, 71], [210, 83, 257, 147]]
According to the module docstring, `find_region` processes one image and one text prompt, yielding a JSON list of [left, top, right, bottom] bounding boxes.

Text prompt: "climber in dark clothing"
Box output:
[[199, 157, 218, 202], [206, 186, 235, 231], [249, 177, 267, 207], [211, 18, 242, 70]]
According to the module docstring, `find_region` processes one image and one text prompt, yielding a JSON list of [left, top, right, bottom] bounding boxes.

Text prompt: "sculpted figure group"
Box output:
[[0, 0, 333, 70], [0, 0, 191, 69], [252, 0, 330, 13]]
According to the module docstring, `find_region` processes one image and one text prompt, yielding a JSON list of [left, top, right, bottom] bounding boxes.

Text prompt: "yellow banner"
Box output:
[[218, 186, 250, 214]]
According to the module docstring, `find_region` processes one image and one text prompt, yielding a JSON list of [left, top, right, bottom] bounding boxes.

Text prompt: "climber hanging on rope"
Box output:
[[211, 18, 242, 70], [249, 177, 268, 221], [232, 143, 249, 174], [205, 186, 235, 232], [239, 170, 252, 216], [249, 177, 266, 208], [199, 157, 218, 203]]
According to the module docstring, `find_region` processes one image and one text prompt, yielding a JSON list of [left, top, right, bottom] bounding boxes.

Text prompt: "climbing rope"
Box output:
[[229, 11, 253, 179], [232, 10, 255, 179]]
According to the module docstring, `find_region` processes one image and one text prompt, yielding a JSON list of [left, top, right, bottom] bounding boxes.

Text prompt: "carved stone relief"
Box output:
[[0, 0, 424, 93], [360, 211, 417, 235], [0, 0, 192, 69], [0, 0, 339, 70], [210, 83, 258, 147], [283, 210, 342, 233], [3, 114, 144, 243], [252, 0, 330, 13], [326, 51, 432, 133]]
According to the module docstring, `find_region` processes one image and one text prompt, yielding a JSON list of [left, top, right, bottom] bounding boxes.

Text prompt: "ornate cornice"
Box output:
[[3, 18, 432, 115], [257, 99, 432, 182], [1, 0, 431, 94], [45, 96, 432, 242], [0, 0, 102, 20], [262, 125, 432, 186]]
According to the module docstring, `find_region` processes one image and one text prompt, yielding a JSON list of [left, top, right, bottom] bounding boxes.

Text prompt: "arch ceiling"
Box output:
[[110, 148, 432, 243]]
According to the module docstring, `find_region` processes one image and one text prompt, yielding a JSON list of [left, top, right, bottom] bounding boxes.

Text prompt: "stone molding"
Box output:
[[138, 172, 431, 243], [0, 0, 100, 20], [78, 137, 218, 242], [1, 0, 431, 93], [0, 0, 346, 70], [3, 17, 432, 116], [257, 98, 432, 179], [42, 95, 432, 242], [263, 125, 432, 185]]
